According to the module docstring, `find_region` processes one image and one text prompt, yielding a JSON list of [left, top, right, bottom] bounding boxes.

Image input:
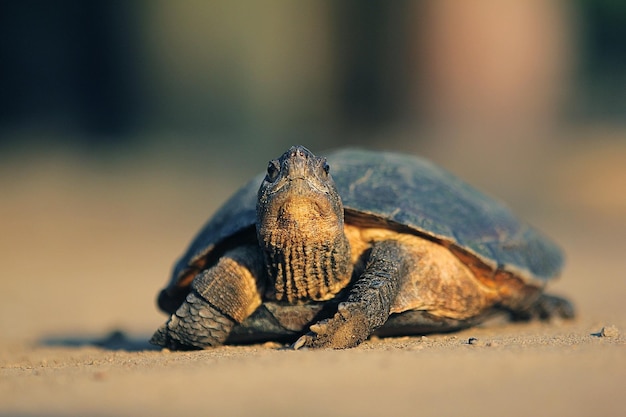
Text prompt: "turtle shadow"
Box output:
[[39, 329, 159, 352]]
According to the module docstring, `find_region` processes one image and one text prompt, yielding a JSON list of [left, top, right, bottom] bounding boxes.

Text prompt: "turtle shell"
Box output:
[[164, 148, 563, 304]]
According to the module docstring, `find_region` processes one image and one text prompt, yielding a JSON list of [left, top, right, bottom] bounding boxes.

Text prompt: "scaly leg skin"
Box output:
[[150, 292, 235, 350], [150, 245, 265, 350], [509, 293, 575, 322], [293, 241, 406, 349]]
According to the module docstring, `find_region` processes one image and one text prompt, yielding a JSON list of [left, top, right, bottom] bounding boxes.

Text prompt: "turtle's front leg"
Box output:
[[151, 245, 265, 350], [294, 240, 407, 349]]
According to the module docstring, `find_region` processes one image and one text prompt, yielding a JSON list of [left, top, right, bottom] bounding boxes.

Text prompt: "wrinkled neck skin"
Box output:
[[257, 181, 353, 303]]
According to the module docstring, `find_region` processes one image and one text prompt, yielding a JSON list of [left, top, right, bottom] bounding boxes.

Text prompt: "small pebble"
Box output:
[[600, 325, 619, 338], [467, 337, 485, 346]]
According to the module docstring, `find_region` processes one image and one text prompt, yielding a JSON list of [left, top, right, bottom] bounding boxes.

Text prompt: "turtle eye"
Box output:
[[266, 160, 280, 182], [321, 159, 330, 177]]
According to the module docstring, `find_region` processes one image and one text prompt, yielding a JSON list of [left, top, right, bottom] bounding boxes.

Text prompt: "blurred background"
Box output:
[[1, 0, 625, 341]]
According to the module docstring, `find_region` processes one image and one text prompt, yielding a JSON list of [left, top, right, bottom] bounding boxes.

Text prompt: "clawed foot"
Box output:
[[510, 294, 575, 322], [292, 302, 371, 349]]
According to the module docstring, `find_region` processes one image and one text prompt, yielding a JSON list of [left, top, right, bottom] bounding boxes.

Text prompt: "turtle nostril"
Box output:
[[289, 145, 310, 160]]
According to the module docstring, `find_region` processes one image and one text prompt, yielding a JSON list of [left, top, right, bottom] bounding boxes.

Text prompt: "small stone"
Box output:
[[467, 337, 485, 346], [600, 325, 619, 338]]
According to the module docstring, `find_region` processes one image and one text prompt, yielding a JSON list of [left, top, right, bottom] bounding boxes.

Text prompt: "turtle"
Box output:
[[151, 145, 574, 350]]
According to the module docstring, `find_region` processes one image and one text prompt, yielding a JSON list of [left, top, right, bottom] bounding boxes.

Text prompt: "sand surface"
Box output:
[[1, 139, 625, 417]]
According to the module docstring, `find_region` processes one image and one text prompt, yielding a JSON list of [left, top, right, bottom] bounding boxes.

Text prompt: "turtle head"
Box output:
[[256, 146, 352, 302], [258, 145, 340, 215]]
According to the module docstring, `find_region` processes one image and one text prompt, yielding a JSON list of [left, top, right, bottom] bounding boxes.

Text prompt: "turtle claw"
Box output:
[[290, 328, 328, 350], [309, 319, 331, 335], [291, 304, 371, 349], [291, 319, 334, 350], [291, 334, 313, 350]]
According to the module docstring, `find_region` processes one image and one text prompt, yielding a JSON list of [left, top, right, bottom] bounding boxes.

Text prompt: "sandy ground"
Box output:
[[1, 137, 625, 417]]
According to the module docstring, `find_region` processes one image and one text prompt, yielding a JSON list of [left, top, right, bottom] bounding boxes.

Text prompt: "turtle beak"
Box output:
[[283, 146, 314, 180]]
